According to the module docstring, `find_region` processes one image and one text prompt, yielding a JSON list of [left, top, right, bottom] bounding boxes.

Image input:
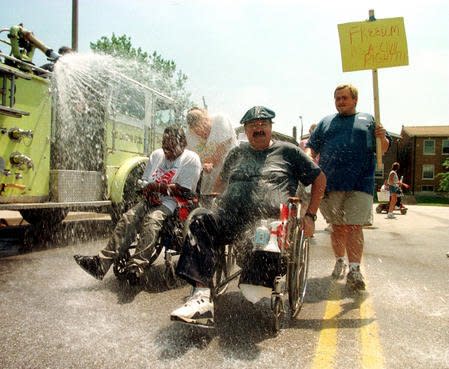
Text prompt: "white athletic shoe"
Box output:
[[331, 259, 347, 280], [387, 213, 396, 219], [170, 288, 214, 328]]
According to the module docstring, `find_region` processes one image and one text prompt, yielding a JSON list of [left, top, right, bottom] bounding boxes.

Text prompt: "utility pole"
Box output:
[[72, 0, 78, 51], [299, 115, 304, 140], [202, 96, 208, 111]]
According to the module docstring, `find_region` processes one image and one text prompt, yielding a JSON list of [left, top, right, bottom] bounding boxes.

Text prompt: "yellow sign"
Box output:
[[338, 17, 408, 72]]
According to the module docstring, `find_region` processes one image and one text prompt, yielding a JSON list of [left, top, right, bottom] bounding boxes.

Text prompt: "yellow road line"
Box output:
[[360, 284, 385, 369], [311, 277, 385, 369], [310, 283, 342, 369]]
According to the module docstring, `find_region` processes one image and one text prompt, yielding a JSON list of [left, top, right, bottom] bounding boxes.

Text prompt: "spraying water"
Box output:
[[49, 52, 177, 172]]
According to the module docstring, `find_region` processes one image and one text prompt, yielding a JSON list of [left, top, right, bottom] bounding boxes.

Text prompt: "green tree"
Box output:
[[437, 158, 449, 191], [90, 33, 191, 125]]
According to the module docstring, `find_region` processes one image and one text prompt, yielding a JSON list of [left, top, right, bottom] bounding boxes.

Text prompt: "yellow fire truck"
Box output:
[[0, 25, 175, 227]]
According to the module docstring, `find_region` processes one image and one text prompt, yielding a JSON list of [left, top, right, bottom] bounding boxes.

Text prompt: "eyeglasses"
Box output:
[[245, 120, 271, 129]]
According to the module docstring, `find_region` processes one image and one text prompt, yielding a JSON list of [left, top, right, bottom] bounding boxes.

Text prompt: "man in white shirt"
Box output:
[[185, 107, 237, 194], [74, 126, 202, 281]]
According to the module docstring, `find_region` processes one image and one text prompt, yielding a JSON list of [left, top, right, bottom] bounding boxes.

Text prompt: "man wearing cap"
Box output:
[[170, 106, 326, 327]]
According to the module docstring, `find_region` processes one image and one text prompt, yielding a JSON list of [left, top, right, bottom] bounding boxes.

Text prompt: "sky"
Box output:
[[2, 0, 448, 137]]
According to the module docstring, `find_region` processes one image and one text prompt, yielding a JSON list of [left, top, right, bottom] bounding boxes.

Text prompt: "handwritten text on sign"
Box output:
[[338, 17, 408, 72]]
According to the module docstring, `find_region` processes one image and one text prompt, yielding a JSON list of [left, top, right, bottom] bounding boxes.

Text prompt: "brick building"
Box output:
[[398, 125, 449, 194]]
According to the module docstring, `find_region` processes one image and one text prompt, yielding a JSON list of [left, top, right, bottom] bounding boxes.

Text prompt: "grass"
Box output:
[[414, 195, 449, 206]]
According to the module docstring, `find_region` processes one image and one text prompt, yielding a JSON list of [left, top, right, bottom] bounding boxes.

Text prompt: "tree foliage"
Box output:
[[90, 33, 191, 124], [437, 158, 449, 191]]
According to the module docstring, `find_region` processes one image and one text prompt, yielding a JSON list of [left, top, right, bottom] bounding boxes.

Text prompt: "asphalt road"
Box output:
[[0, 205, 448, 369]]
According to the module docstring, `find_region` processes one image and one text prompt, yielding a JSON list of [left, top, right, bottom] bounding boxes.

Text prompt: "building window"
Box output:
[[421, 185, 434, 191], [423, 139, 435, 155], [442, 139, 449, 155], [422, 164, 434, 179]]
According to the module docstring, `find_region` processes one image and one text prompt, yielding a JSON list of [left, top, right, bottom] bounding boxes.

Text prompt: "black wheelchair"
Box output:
[[209, 197, 310, 332], [112, 192, 230, 295]]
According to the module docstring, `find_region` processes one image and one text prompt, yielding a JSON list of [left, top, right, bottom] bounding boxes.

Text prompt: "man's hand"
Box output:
[[142, 183, 162, 205], [375, 125, 390, 154], [301, 216, 315, 238]]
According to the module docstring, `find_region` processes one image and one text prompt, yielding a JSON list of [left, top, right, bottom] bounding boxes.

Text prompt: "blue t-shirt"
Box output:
[[306, 112, 376, 195]]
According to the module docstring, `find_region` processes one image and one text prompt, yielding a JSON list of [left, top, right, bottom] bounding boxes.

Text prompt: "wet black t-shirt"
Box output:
[[219, 140, 321, 220]]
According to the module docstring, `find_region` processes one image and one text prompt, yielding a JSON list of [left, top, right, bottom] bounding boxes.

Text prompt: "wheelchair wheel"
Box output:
[[113, 250, 131, 281], [271, 295, 284, 334], [112, 240, 163, 282], [213, 244, 235, 296], [288, 225, 310, 318], [375, 205, 383, 214]]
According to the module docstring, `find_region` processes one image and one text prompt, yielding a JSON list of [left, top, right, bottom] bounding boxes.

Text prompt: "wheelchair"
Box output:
[[210, 197, 310, 333], [112, 192, 231, 293]]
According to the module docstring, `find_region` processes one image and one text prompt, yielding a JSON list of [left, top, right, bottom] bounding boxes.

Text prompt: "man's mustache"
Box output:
[[252, 131, 266, 138]]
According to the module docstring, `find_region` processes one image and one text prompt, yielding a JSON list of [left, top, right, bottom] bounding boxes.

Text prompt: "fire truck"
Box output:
[[0, 25, 175, 227]]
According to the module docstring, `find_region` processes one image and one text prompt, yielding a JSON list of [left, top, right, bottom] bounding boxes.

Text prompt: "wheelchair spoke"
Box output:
[[288, 226, 309, 318]]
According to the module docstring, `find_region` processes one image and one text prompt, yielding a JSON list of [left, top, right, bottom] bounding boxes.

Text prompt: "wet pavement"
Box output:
[[0, 205, 448, 369]]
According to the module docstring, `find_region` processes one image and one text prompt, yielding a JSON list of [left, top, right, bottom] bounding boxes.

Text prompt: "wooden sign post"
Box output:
[[338, 9, 409, 172]]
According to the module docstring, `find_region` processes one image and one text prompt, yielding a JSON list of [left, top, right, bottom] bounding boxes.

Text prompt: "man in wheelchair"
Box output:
[[170, 106, 326, 327], [74, 126, 202, 282]]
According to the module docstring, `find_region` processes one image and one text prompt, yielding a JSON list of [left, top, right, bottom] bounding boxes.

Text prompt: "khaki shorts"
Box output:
[[320, 191, 373, 226]]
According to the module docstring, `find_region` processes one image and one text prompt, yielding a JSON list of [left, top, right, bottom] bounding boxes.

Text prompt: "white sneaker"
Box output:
[[387, 213, 396, 219], [331, 259, 346, 279], [170, 288, 214, 327]]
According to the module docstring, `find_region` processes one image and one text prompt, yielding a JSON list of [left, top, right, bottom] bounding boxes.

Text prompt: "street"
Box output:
[[0, 205, 448, 369]]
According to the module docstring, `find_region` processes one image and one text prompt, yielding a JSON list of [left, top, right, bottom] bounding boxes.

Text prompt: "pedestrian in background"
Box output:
[[299, 123, 317, 156], [307, 84, 390, 291], [387, 162, 403, 219]]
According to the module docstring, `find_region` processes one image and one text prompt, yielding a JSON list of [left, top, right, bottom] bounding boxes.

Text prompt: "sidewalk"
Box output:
[[0, 210, 110, 227]]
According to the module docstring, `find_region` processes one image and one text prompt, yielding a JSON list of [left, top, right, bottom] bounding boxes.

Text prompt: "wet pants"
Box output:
[[176, 208, 282, 288], [99, 200, 171, 273]]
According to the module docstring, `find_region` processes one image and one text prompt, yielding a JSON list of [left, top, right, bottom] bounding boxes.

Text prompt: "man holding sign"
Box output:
[[306, 84, 390, 291]]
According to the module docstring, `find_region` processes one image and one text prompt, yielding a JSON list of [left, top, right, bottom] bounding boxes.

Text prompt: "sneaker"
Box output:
[[74, 255, 105, 280], [170, 289, 214, 328], [346, 268, 365, 291], [331, 259, 346, 279], [387, 213, 396, 219]]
